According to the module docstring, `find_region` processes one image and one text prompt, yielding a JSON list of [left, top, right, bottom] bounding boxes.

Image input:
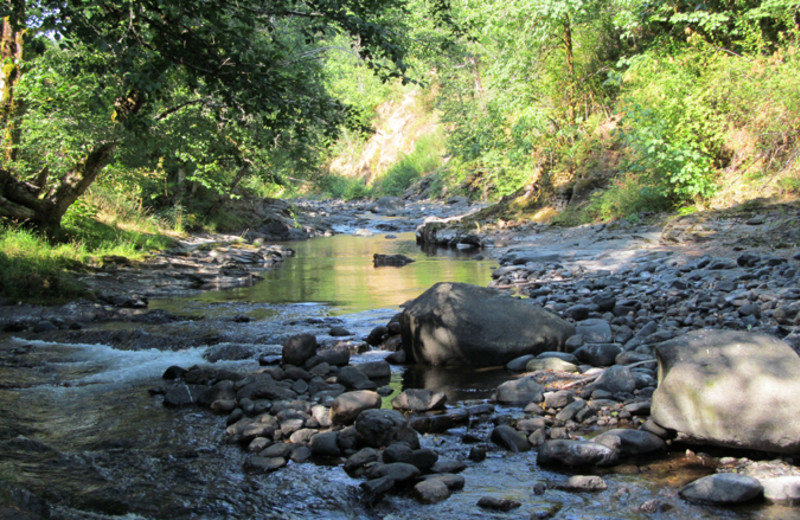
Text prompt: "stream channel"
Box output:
[[1, 224, 797, 520]]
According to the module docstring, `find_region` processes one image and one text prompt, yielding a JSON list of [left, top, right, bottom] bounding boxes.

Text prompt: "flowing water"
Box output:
[[1, 231, 798, 519]]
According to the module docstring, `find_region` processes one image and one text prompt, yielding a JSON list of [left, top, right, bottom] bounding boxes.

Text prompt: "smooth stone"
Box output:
[[652, 330, 800, 453], [282, 333, 317, 366], [330, 390, 381, 425], [537, 440, 619, 468], [495, 376, 544, 405], [490, 424, 530, 452], [593, 428, 666, 456], [679, 473, 763, 505], [556, 475, 608, 492], [391, 388, 447, 412], [412, 479, 450, 504], [476, 497, 521, 511], [400, 282, 575, 366], [526, 357, 579, 373], [762, 476, 800, 505], [310, 431, 340, 457], [575, 319, 613, 344]]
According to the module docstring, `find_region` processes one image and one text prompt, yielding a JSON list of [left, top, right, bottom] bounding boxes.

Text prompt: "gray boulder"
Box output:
[[355, 409, 418, 449], [491, 425, 530, 452], [391, 388, 447, 412], [400, 282, 575, 366], [575, 319, 613, 344], [679, 473, 763, 505], [495, 376, 544, 406], [762, 476, 800, 505], [330, 390, 381, 425], [282, 333, 317, 366], [537, 440, 619, 468], [593, 428, 666, 456], [651, 330, 800, 453]]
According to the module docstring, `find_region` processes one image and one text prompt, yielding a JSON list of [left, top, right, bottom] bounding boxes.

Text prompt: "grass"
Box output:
[[0, 200, 175, 303]]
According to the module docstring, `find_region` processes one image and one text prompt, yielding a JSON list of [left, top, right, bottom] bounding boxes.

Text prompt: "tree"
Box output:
[[0, 0, 410, 235]]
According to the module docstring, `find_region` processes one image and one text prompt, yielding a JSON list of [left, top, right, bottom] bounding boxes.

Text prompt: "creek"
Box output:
[[0, 228, 797, 519]]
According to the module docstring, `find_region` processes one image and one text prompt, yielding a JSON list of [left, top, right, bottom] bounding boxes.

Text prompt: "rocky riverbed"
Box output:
[[3, 197, 800, 519]]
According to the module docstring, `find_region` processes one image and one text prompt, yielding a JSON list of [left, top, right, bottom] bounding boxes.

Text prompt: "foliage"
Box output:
[[372, 133, 445, 196], [0, 215, 171, 302], [1, 0, 414, 232]]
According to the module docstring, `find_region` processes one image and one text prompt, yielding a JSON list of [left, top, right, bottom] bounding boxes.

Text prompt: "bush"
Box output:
[[372, 132, 445, 197]]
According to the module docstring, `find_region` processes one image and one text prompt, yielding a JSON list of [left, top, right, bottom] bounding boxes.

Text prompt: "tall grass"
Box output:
[[371, 133, 445, 197], [0, 192, 174, 303]]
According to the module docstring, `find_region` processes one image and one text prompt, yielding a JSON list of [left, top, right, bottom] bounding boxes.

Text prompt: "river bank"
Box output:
[[2, 197, 800, 519]]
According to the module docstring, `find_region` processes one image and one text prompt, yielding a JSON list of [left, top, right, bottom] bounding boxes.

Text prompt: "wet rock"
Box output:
[[495, 376, 544, 406], [593, 428, 666, 456], [244, 454, 286, 473], [506, 354, 535, 372], [358, 360, 391, 380], [329, 326, 352, 337], [197, 380, 236, 407], [373, 254, 415, 267], [491, 425, 530, 452], [555, 398, 586, 422], [592, 365, 636, 395], [210, 399, 237, 414], [336, 366, 377, 390], [282, 333, 317, 366], [430, 459, 467, 474], [575, 319, 613, 344], [526, 357, 579, 373], [203, 343, 256, 362], [355, 409, 418, 449], [343, 447, 379, 476], [330, 390, 381, 425], [574, 343, 622, 367], [544, 390, 575, 410], [360, 477, 395, 505], [400, 282, 575, 366], [310, 431, 340, 457], [639, 499, 674, 513], [476, 497, 521, 511], [421, 473, 466, 491], [652, 330, 800, 453], [413, 479, 450, 504], [679, 473, 763, 505], [409, 408, 469, 433], [762, 476, 800, 505], [367, 462, 421, 484], [163, 384, 203, 407], [537, 440, 619, 468], [556, 475, 608, 492], [409, 448, 439, 471], [391, 388, 447, 412], [162, 365, 187, 380], [367, 326, 389, 346]]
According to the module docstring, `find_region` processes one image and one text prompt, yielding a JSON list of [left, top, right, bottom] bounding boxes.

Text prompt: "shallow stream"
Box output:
[[1, 230, 798, 519]]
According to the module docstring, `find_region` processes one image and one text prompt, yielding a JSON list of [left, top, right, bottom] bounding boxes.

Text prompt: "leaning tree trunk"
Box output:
[[0, 142, 116, 236]]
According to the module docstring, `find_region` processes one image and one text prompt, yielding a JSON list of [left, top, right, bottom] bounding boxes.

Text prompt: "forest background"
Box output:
[[1, 0, 799, 300]]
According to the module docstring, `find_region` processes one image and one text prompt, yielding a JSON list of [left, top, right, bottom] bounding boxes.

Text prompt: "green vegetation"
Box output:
[[0, 210, 172, 302], [3, 1, 800, 301], [404, 0, 800, 221]]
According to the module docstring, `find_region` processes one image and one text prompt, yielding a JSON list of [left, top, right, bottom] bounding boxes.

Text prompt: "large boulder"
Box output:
[[651, 330, 800, 453], [400, 282, 575, 366]]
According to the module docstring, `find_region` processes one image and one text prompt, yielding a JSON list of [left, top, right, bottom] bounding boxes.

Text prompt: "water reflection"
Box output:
[[164, 233, 494, 315], [402, 365, 512, 403]]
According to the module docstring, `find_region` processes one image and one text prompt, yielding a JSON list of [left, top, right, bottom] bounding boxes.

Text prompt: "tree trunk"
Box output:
[[563, 14, 577, 128], [1, 4, 25, 162], [0, 141, 117, 235]]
